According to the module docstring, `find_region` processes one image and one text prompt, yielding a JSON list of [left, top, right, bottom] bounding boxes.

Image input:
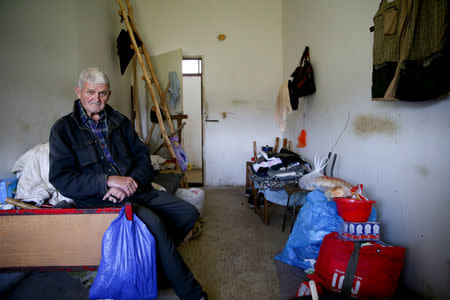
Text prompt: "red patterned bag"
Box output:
[[308, 232, 405, 299]]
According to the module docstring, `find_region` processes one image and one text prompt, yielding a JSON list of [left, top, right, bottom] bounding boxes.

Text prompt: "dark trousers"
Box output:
[[133, 189, 203, 300]]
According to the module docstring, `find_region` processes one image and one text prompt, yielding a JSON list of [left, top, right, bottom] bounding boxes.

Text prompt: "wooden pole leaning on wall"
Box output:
[[122, 0, 175, 135], [159, 82, 175, 133], [146, 80, 174, 134], [117, 0, 176, 159], [132, 55, 142, 138], [144, 84, 170, 146]]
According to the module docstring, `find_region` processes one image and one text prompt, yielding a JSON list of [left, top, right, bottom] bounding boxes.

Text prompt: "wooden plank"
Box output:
[[0, 213, 118, 268], [274, 137, 280, 152]]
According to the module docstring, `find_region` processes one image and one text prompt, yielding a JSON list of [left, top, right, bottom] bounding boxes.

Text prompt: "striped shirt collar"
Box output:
[[78, 100, 107, 125]]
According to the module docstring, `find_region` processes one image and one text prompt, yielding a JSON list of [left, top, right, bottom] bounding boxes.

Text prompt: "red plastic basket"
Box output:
[[334, 197, 375, 222]]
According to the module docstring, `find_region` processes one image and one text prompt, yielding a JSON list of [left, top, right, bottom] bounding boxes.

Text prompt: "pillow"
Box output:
[[150, 155, 167, 170]]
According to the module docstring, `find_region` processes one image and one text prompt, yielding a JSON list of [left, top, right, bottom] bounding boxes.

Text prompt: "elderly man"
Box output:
[[49, 67, 207, 300]]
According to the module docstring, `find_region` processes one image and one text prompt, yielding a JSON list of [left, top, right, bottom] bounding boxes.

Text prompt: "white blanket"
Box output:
[[11, 143, 74, 207]]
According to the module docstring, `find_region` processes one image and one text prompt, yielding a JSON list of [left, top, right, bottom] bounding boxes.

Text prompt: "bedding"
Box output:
[[12, 143, 73, 206]]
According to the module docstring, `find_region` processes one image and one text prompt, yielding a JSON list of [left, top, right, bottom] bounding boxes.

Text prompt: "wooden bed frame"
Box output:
[[0, 207, 123, 272], [0, 173, 182, 272]]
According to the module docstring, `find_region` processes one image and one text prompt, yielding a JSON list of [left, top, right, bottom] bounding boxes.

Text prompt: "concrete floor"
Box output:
[[185, 168, 203, 185]]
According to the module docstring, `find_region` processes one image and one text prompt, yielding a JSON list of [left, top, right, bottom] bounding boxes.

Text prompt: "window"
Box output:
[[182, 58, 202, 75]]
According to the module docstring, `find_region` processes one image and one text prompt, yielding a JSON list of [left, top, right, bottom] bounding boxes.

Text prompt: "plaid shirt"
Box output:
[[78, 101, 118, 170]]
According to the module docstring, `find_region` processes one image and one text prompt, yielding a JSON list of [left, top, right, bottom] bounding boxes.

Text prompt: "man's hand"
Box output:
[[103, 187, 127, 203], [107, 175, 138, 197]]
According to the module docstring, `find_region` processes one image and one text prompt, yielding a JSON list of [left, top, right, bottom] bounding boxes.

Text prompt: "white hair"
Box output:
[[78, 67, 110, 87]]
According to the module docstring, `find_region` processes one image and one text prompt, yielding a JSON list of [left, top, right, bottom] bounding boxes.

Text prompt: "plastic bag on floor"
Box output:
[[175, 188, 205, 217], [89, 206, 157, 300], [275, 190, 343, 270], [275, 190, 377, 271]]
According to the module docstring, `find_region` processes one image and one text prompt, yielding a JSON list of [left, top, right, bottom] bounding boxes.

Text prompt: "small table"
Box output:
[[246, 162, 307, 226], [246, 161, 270, 224]]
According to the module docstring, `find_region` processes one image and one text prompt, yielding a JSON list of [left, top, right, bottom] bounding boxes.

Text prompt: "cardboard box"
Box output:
[[0, 178, 18, 204], [339, 221, 380, 241]]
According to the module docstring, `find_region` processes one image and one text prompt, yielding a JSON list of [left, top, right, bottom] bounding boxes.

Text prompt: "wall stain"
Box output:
[[416, 166, 430, 176], [231, 99, 249, 105], [353, 114, 398, 137], [16, 113, 30, 133]]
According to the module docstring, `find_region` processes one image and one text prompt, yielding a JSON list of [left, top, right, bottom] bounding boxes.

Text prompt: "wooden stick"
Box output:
[[181, 173, 189, 189], [5, 198, 37, 209], [144, 82, 174, 137], [142, 46, 164, 103], [124, 0, 134, 19], [153, 122, 186, 155], [274, 137, 280, 152], [159, 82, 175, 134], [289, 140, 293, 151], [124, 0, 165, 110], [117, 0, 176, 159], [145, 123, 156, 145], [132, 55, 142, 137], [253, 141, 257, 161], [282, 138, 287, 149], [141, 70, 174, 134]]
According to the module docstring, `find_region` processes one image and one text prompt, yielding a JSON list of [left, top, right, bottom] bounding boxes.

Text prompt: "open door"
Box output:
[[182, 58, 203, 186]]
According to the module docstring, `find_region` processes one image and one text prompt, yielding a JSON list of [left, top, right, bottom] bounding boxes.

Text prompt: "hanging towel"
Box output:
[[168, 72, 180, 107], [274, 80, 292, 132]]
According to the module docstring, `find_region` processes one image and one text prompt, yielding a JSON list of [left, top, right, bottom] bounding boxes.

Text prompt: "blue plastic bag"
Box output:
[[89, 206, 157, 300], [275, 190, 377, 270]]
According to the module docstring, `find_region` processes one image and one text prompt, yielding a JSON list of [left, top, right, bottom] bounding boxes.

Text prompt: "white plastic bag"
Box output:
[[299, 154, 328, 190], [175, 188, 205, 217]]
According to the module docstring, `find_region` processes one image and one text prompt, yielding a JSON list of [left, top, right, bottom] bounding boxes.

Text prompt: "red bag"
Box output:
[[309, 232, 405, 300]]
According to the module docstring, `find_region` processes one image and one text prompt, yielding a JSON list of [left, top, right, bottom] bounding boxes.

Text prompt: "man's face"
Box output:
[[75, 81, 111, 117]]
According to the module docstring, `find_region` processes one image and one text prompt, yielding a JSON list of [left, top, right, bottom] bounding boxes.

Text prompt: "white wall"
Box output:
[[133, 0, 283, 185], [0, 0, 131, 178], [283, 1, 450, 299], [183, 76, 202, 168]]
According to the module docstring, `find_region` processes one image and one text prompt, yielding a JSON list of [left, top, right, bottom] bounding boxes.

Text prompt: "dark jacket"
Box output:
[[49, 100, 154, 208]]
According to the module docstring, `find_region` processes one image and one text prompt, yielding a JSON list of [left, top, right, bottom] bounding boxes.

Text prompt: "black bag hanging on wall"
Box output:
[[288, 46, 316, 109]]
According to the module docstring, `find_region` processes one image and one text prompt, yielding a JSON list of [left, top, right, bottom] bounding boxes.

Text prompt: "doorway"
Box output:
[[182, 58, 203, 186]]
